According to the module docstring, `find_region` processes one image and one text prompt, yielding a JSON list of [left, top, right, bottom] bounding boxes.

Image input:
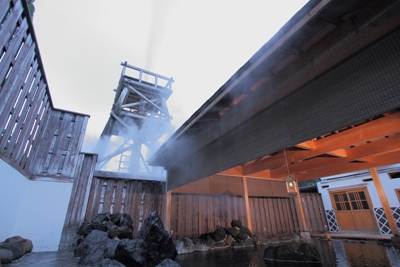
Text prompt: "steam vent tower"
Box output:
[[95, 62, 173, 180]]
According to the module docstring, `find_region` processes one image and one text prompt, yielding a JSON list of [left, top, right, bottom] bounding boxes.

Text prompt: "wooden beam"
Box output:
[[369, 167, 399, 236], [243, 113, 400, 175], [326, 149, 347, 158], [270, 134, 400, 177], [242, 177, 252, 231], [218, 166, 243, 176], [295, 140, 316, 150], [292, 150, 400, 181]]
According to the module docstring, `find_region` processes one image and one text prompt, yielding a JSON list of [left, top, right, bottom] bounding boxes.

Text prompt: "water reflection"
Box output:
[[174, 239, 400, 267]]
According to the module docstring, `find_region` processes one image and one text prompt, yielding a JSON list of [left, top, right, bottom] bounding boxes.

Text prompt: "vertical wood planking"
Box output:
[[171, 193, 179, 240]]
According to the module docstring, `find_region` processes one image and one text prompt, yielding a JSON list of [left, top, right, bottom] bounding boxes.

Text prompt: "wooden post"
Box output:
[[242, 176, 252, 231], [294, 182, 308, 232], [370, 167, 399, 236], [165, 190, 172, 233]]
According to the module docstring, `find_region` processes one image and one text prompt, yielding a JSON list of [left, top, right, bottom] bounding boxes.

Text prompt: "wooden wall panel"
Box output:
[[169, 193, 323, 239], [170, 193, 246, 240], [84, 177, 165, 236], [301, 193, 328, 233], [63, 153, 97, 228]]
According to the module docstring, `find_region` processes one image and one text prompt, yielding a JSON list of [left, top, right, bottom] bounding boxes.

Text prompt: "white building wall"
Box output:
[[317, 164, 400, 210], [0, 159, 73, 251]]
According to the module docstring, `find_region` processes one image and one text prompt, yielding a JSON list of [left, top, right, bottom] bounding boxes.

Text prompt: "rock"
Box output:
[[0, 249, 13, 264], [293, 234, 301, 242], [176, 237, 195, 255], [93, 212, 110, 222], [136, 211, 177, 266], [224, 227, 239, 237], [97, 258, 127, 267], [4, 236, 33, 254], [75, 230, 110, 265], [225, 235, 234, 247], [231, 238, 254, 247], [213, 242, 227, 249], [110, 213, 134, 227], [195, 244, 208, 252], [211, 227, 226, 242], [114, 239, 148, 267], [239, 226, 253, 238], [78, 220, 108, 237], [231, 220, 242, 228], [264, 242, 321, 263], [205, 235, 215, 248], [155, 258, 181, 267], [104, 239, 119, 259], [0, 241, 24, 260], [191, 238, 205, 246], [236, 231, 249, 241]]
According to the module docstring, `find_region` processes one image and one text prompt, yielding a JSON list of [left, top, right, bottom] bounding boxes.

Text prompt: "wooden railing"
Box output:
[[0, 0, 90, 180]]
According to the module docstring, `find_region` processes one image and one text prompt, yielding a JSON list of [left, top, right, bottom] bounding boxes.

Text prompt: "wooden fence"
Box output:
[[301, 193, 328, 233], [249, 196, 301, 237], [64, 171, 165, 237], [0, 0, 89, 181], [169, 192, 327, 240]]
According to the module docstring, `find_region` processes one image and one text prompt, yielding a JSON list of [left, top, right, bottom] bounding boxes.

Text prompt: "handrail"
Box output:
[[121, 61, 174, 90]]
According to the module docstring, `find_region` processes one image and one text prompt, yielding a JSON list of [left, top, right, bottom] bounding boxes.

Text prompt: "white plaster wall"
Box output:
[[0, 159, 73, 251], [317, 164, 400, 210]]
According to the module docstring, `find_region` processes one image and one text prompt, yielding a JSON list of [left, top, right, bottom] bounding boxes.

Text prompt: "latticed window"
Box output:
[[333, 191, 369, 211]]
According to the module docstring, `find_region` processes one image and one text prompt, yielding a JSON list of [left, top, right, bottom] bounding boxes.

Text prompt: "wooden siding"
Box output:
[[85, 177, 165, 236], [0, 0, 89, 180], [169, 192, 327, 239], [249, 197, 300, 237], [63, 153, 98, 228], [170, 193, 246, 240], [301, 193, 328, 233], [172, 175, 288, 197]]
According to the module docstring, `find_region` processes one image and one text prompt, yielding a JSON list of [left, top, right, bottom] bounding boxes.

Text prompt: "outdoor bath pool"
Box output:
[[175, 239, 400, 267]]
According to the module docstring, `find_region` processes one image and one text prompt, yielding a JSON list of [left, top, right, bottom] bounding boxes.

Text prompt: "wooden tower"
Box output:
[[95, 62, 173, 177]]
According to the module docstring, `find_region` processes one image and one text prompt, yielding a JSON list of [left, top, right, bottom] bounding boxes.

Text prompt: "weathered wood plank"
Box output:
[[0, 18, 29, 85], [0, 0, 23, 51], [0, 33, 34, 117]]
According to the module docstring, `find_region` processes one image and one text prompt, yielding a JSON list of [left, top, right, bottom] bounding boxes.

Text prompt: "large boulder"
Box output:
[[78, 220, 108, 237], [176, 237, 195, 255], [0, 241, 24, 260], [211, 227, 226, 242], [114, 239, 148, 267], [136, 211, 177, 266], [0, 249, 13, 264], [4, 236, 33, 254], [110, 213, 134, 227], [239, 226, 253, 238], [78, 213, 134, 239], [155, 258, 181, 267], [97, 258, 127, 267], [264, 242, 321, 263], [231, 220, 242, 228], [75, 230, 112, 265], [224, 227, 239, 238]]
